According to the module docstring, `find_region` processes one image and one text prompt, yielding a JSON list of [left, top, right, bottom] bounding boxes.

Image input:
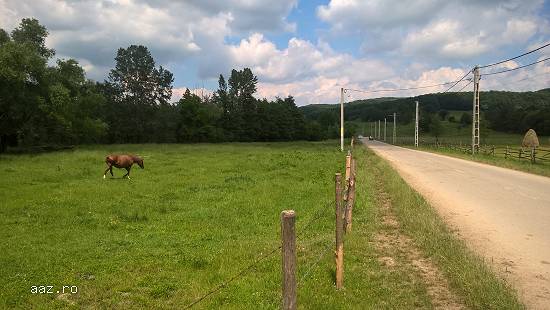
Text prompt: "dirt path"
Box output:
[[364, 139, 550, 309], [372, 179, 465, 309]]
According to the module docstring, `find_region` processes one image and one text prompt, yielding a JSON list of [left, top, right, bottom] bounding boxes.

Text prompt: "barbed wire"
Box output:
[[297, 241, 334, 286], [298, 199, 334, 237], [183, 245, 281, 309], [184, 196, 340, 308]]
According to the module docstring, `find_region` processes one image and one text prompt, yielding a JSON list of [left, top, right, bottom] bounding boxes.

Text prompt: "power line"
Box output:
[[442, 69, 473, 93], [456, 79, 473, 92], [481, 57, 550, 76], [479, 42, 550, 69], [344, 81, 455, 94]]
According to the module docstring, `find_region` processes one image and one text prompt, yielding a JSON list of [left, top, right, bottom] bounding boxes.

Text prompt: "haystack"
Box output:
[[522, 129, 539, 148]]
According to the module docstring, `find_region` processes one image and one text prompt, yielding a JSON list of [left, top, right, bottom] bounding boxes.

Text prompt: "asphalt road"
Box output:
[[363, 139, 550, 309]]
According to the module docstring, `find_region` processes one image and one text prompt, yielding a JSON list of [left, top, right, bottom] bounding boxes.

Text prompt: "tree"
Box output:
[[429, 115, 443, 141], [105, 45, 174, 142], [0, 20, 50, 151], [176, 89, 221, 142], [438, 109, 449, 120], [11, 18, 54, 59], [460, 112, 472, 128], [226, 68, 258, 141]]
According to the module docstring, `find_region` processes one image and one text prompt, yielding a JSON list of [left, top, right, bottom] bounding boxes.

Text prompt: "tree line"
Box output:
[[301, 89, 550, 137], [0, 18, 327, 152]]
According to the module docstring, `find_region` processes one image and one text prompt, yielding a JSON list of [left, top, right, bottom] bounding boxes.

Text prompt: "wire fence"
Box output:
[[183, 139, 359, 309], [392, 138, 550, 164]]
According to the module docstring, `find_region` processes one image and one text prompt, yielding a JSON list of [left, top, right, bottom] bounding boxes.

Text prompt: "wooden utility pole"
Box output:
[[392, 112, 396, 144], [415, 101, 419, 147], [335, 173, 344, 289], [281, 210, 296, 310], [472, 66, 480, 155], [340, 88, 344, 152]]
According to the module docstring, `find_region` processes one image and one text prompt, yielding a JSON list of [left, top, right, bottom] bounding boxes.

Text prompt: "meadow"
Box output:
[[1, 142, 444, 309]]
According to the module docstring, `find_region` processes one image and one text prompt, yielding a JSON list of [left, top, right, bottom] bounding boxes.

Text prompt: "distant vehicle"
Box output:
[[368, 136, 374, 140]]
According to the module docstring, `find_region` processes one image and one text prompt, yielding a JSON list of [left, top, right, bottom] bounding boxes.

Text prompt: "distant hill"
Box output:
[[300, 88, 550, 136]]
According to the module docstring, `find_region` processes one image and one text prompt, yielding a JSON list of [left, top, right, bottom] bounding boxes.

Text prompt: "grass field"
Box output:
[[352, 114, 549, 147], [0, 142, 427, 309], [415, 145, 550, 178], [0, 142, 523, 309]]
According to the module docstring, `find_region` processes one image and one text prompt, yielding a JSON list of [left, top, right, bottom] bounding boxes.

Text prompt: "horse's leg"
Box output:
[[123, 167, 131, 179], [109, 166, 113, 176], [103, 165, 111, 179]]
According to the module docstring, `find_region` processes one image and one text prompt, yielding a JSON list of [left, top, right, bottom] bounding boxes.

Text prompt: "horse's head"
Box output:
[[134, 156, 144, 169]]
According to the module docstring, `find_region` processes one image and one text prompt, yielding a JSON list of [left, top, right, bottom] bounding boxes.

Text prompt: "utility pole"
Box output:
[[340, 88, 344, 152], [415, 101, 419, 147], [392, 112, 396, 145], [384, 118, 387, 141], [472, 66, 480, 155]]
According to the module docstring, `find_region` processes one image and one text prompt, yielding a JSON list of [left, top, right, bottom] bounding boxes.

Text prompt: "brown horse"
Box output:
[[103, 154, 144, 179]]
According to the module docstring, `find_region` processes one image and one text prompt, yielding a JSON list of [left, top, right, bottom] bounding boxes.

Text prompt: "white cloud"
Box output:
[[0, 0, 297, 80], [318, 0, 545, 61]]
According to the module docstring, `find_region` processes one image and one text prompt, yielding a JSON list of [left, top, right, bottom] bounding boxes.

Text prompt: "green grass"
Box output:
[[363, 146, 524, 309], [352, 118, 549, 147], [1, 142, 442, 309], [414, 145, 550, 178]]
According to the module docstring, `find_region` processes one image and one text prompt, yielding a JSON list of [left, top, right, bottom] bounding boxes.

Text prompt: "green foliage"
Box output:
[[0, 19, 108, 151], [10, 18, 54, 59], [176, 89, 221, 142], [302, 89, 550, 137]]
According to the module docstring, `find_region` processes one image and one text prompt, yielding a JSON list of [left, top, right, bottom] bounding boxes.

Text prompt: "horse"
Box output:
[[103, 154, 144, 179]]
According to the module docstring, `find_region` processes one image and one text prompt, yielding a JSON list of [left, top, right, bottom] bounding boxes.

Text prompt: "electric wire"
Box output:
[[479, 43, 550, 69], [481, 57, 550, 76], [344, 81, 455, 94], [442, 69, 473, 93], [456, 79, 473, 92]]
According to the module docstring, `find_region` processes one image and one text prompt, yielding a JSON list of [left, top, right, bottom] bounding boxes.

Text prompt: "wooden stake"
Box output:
[[335, 173, 344, 289], [345, 153, 351, 183], [281, 210, 296, 310], [345, 158, 356, 233]]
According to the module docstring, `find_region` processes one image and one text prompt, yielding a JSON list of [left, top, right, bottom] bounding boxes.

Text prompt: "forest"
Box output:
[[0, 18, 324, 152], [301, 88, 550, 137]]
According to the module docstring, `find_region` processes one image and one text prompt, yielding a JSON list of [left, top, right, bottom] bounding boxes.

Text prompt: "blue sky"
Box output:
[[1, 0, 549, 105]]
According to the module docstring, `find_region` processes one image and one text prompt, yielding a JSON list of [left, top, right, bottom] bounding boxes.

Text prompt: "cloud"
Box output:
[[0, 0, 297, 80], [1, 0, 548, 106], [317, 0, 444, 30], [318, 0, 545, 61]]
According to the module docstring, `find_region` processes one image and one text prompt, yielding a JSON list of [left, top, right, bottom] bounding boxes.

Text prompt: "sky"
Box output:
[[1, 0, 549, 105]]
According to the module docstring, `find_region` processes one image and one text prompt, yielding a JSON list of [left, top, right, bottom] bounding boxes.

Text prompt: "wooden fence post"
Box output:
[[519, 149, 523, 160], [344, 153, 351, 202], [335, 173, 344, 289], [281, 210, 296, 310], [531, 147, 536, 164], [345, 158, 356, 233], [505, 146, 509, 159]]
